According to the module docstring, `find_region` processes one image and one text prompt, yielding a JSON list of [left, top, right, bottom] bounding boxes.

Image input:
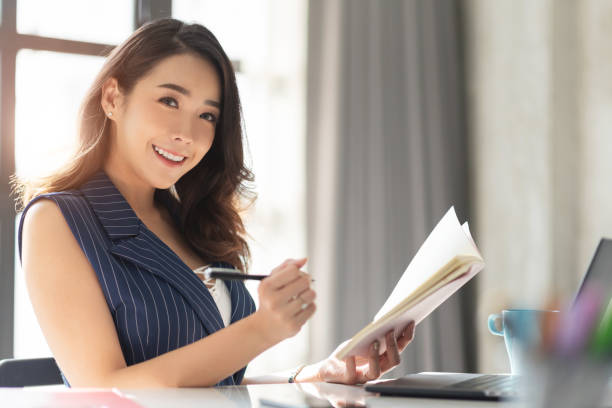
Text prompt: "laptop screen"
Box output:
[[574, 238, 612, 303]]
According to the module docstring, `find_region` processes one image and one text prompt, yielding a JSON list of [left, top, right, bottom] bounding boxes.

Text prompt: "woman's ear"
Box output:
[[100, 77, 125, 120]]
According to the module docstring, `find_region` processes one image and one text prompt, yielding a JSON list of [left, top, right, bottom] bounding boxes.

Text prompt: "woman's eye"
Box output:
[[159, 96, 217, 124], [159, 96, 178, 108], [200, 112, 218, 123]]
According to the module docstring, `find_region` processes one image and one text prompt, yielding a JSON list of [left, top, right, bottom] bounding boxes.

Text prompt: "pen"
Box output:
[[589, 297, 612, 357], [555, 284, 602, 357], [203, 267, 315, 282]]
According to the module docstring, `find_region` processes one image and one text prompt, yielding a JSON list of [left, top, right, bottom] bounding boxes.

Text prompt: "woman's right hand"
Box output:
[[253, 258, 316, 344]]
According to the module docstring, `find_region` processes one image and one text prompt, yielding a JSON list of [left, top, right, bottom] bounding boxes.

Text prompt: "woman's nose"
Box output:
[[173, 119, 195, 144], [173, 133, 192, 143]]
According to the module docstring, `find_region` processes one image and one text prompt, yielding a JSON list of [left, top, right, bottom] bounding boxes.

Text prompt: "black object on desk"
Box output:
[[365, 372, 517, 400], [0, 357, 63, 387]]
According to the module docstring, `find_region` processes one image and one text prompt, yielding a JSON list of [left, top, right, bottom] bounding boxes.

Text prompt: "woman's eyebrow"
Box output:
[[157, 83, 220, 108]]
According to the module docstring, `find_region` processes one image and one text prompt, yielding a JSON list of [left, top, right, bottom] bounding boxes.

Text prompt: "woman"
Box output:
[[15, 18, 415, 388]]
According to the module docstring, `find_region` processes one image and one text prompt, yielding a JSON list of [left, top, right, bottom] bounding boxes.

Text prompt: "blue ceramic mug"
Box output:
[[488, 309, 559, 374]]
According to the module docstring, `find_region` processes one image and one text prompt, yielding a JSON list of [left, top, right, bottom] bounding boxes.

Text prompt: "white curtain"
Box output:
[[306, 0, 476, 375]]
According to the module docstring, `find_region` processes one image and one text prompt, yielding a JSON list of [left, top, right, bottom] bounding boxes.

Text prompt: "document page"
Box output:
[[374, 207, 481, 321]]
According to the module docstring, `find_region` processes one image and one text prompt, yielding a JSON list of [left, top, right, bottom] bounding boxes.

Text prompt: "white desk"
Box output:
[[0, 383, 527, 408], [128, 383, 525, 408]]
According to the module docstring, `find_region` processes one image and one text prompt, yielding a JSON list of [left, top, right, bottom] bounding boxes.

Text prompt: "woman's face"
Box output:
[[103, 53, 221, 190]]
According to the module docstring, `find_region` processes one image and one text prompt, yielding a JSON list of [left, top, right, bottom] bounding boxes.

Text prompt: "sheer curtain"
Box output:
[[306, 0, 476, 375]]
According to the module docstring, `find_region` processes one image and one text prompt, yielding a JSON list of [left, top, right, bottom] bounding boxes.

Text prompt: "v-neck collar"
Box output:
[[79, 170, 249, 334]]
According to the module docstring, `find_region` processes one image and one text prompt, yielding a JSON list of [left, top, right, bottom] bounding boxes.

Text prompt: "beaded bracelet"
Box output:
[[288, 364, 307, 383]]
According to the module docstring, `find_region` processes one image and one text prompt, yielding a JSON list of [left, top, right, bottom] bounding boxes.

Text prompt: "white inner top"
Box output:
[[193, 266, 232, 327]]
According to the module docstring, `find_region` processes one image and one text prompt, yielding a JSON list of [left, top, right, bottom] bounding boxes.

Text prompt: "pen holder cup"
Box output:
[[523, 355, 612, 408]]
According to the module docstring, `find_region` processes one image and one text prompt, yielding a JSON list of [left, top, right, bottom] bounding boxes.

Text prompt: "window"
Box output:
[[5, 0, 139, 359], [13, 50, 106, 357], [173, 0, 308, 376], [17, 0, 134, 44], [15, 50, 105, 179]]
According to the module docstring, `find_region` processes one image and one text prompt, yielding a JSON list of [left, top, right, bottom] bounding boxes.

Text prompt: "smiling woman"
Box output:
[[11, 17, 414, 389], [17, 20, 251, 273], [102, 54, 221, 202]]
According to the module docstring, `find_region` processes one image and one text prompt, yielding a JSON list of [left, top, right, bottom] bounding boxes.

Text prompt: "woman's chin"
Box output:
[[146, 172, 180, 190], [153, 179, 179, 190]]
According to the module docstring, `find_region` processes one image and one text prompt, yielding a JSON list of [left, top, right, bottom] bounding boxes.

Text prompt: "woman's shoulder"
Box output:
[[18, 189, 93, 259], [22, 195, 69, 233], [21, 190, 89, 220], [18, 193, 78, 260], [24, 189, 84, 208]]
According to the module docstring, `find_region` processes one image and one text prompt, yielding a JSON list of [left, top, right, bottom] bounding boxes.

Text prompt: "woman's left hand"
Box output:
[[314, 321, 415, 385]]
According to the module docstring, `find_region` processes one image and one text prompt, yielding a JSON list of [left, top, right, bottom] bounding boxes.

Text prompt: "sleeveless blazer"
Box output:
[[17, 171, 256, 387]]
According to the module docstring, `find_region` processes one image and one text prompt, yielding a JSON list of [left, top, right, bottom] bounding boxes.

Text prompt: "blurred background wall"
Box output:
[[2, 0, 612, 377], [466, 0, 612, 372]]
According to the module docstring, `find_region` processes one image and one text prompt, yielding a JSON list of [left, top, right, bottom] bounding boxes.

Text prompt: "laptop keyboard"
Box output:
[[452, 375, 519, 398]]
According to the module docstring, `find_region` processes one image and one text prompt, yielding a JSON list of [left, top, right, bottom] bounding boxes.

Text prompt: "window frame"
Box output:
[[0, 0, 171, 359]]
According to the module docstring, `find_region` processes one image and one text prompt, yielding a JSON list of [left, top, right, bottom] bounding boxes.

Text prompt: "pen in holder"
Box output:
[[521, 284, 612, 408]]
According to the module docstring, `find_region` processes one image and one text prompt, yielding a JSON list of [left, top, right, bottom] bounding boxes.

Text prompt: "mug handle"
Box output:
[[488, 313, 504, 336]]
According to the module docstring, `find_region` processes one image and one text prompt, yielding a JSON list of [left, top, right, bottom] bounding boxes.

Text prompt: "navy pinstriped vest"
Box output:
[[17, 171, 256, 387]]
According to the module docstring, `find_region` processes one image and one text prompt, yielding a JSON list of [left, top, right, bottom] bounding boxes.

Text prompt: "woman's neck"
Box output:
[[103, 163, 158, 220]]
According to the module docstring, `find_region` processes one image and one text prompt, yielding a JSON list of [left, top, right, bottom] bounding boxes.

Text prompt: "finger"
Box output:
[[265, 264, 302, 289], [397, 321, 416, 351], [379, 332, 401, 373], [277, 270, 311, 292], [292, 257, 308, 268], [382, 330, 400, 370], [297, 288, 316, 303], [298, 271, 313, 285], [293, 302, 316, 323], [273, 257, 307, 272], [344, 356, 358, 384], [278, 257, 307, 269], [282, 288, 316, 316], [285, 295, 312, 316], [277, 273, 311, 300], [270, 259, 294, 273], [280, 286, 316, 314], [362, 340, 381, 382]]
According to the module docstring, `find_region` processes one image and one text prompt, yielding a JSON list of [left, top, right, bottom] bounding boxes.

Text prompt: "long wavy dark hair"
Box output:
[[13, 18, 255, 271]]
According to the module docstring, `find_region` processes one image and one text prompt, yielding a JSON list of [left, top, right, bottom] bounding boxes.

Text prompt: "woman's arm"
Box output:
[[242, 364, 322, 385], [22, 199, 315, 388], [243, 324, 416, 385]]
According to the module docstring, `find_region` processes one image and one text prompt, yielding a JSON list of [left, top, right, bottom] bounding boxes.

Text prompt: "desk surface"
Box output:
[[0, 383, 526, 408]]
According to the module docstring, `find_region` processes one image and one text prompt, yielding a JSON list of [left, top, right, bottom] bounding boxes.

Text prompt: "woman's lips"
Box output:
[[152, 144, 186, 167]]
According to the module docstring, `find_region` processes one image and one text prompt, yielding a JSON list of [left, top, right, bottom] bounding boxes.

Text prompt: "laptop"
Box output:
[[364, 238, 612, 401]]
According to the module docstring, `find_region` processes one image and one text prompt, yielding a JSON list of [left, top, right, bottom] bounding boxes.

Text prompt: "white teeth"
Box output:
[[154, 145, 185, 162]]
